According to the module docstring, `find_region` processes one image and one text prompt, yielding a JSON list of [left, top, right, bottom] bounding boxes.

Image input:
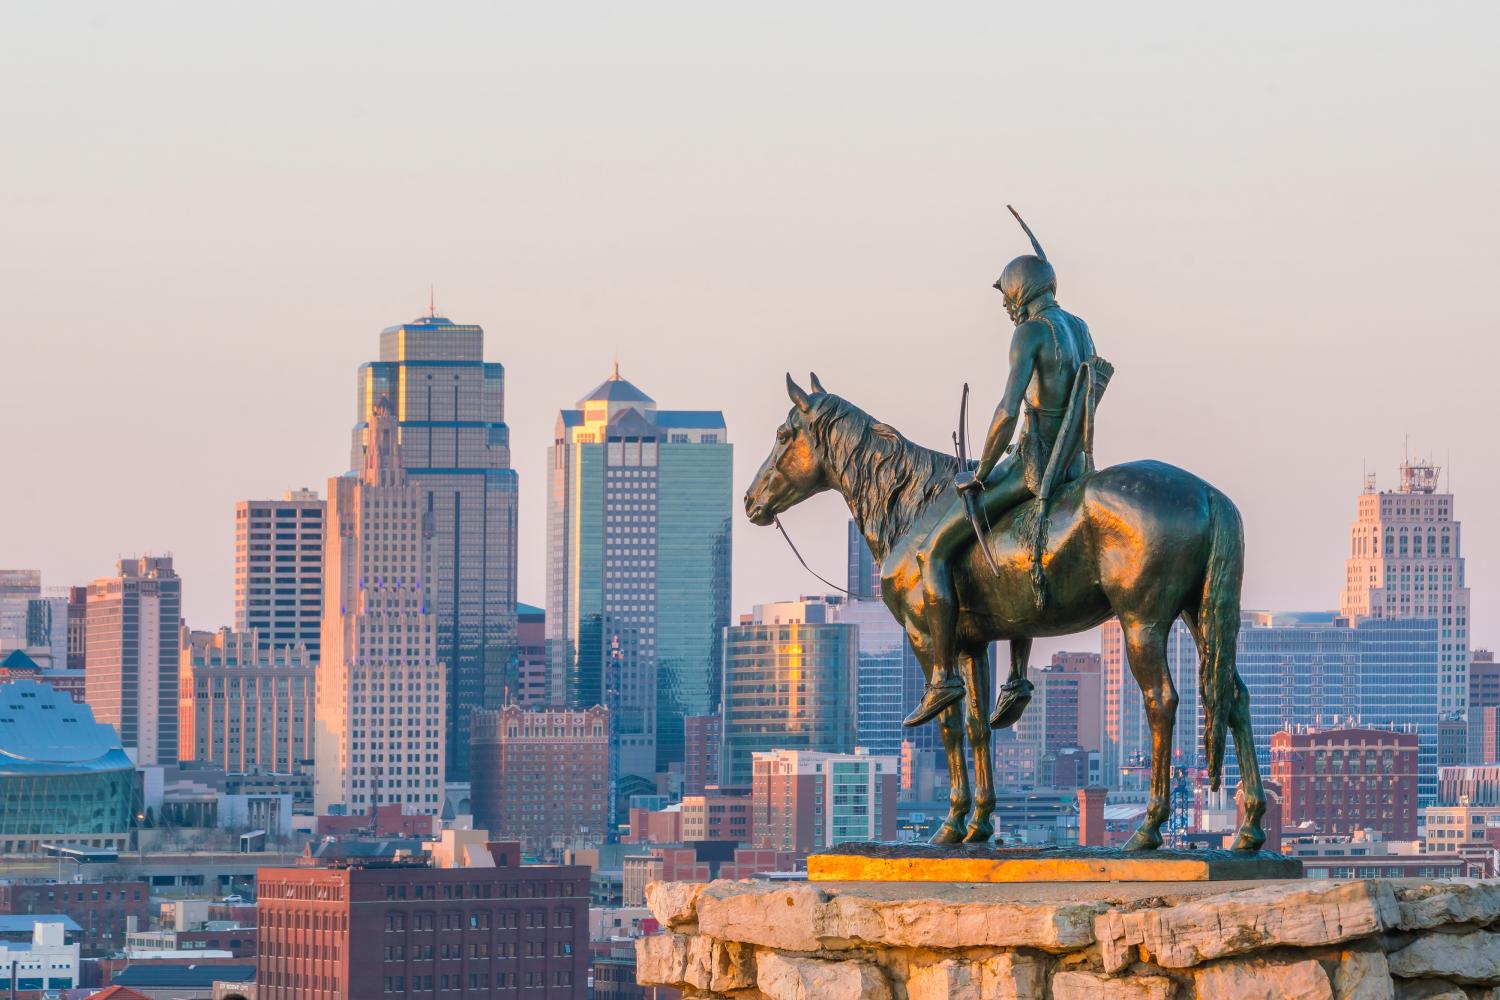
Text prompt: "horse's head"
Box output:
[[744, 373, 832, 525]]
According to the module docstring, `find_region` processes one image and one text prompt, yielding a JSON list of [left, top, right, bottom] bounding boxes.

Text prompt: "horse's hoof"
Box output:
[[904, 680, 965, 728], [1121, 828, 1163, 852], [989, 678, 1034, 728], [1230, 827, 1266, 852], [962, 824, 994, 844], [930, 821, 966, 844]]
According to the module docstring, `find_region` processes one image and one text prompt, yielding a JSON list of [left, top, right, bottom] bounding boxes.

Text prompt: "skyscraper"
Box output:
[[719, 597, 857, 788], [316, 400, 447, 816], [235, 490, 326, 662], [351, 310, 518, 784], [0, 570, 41, 651], [846, 519, 880, 599], [180, 626, 315, 775], [547, 367, 731, 786], [85, 556, 182, 765], [1341, 461, 1470, 718]]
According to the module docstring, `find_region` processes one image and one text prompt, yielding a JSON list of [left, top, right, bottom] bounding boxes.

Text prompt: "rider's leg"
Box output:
[[903, 496, 971, 727], [991, 636, 1035, 729]]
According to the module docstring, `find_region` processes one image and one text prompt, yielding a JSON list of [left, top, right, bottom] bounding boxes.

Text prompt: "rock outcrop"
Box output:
[[636, 877, 1500, 998]]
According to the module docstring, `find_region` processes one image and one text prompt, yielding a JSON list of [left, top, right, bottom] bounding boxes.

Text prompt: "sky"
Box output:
[[1, 3, 1496, 660]]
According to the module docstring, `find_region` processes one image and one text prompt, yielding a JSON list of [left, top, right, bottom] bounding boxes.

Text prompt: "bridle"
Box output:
[[773, 514, 878, 602]]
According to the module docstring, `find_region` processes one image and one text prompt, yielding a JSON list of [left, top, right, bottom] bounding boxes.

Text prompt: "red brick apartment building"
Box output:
[[257, 846, 588, 999], [0, 878, 148, 955], [1269, 727, 1419, 840]]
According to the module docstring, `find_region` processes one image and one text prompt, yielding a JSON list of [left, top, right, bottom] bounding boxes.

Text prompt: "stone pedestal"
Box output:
[[636, 876, 1500, 999], [807, 843, 1302, 883]]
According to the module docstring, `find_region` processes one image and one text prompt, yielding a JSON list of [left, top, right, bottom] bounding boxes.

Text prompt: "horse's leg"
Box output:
[[1120, 619, 1177, 851], [906, 624, 970, 844], [960, 642, 995, 843], [1228, 677, 1267, 851]]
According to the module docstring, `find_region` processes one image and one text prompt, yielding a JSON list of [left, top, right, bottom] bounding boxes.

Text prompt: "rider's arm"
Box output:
[[974, 327, 1038, 480]]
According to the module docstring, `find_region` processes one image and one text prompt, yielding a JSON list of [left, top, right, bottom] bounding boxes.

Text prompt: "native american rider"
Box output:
[[899, 216, 1111, 730]]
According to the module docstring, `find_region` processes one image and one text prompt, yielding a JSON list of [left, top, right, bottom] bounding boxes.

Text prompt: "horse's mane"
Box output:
[[808, 394, 959, 562]]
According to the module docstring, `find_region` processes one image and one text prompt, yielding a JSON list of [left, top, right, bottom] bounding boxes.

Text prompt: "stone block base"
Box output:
[[807, 842, 1303, 883], [636, 876, 1500, 999]]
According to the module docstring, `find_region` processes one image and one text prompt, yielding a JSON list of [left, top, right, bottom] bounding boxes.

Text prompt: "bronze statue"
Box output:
[[743, 218, 1265, 852]]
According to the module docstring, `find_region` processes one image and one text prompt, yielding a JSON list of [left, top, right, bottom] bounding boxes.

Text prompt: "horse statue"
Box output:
[[744, 373, 1266, 853]]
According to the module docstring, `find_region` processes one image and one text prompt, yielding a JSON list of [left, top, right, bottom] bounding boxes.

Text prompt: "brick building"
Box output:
[[682, 714, 722, 797], [0, 879, 148, 956], [257, 844, 588, 999], [470, 705, 609, 859], [680, 788, 750, 843], [1269, 727, 1419, 839], [750, 749, 897, 856]]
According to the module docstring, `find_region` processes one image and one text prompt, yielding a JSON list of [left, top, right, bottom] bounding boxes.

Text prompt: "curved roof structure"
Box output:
[[0, 680, 133, 777]]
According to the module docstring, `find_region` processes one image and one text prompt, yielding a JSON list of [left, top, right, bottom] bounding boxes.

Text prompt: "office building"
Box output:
[[352, 309, 520, 784], [0, 921, 78, 995], [1269, 726, 1419, 839], [750, 748, 897, 855], [840, 596, 936, 766], [0, 570, 39, 651], [180, 627, 315, 774], [682, 714, 722, 797], [235, 489, 325, 662], [470, 705, 609, 858], [547, 367, 731, 788], [256, 846, 589, 998], [1341, 461, 1470, 717], [0, 679, 134, 854], [315, 400, 446, 815], [1104, 612, 1440, 802], [847, 519, 880, 599], [1438, 765, 1500, 806], [1470, 650, 1499, 762], [680, 787, 751, 842], [85, 556, 182, 765], [719, 597, 857, 788], [66, 586, 86, 670], [511, 603, 549, 707], [1014, 655, 1104, 755]]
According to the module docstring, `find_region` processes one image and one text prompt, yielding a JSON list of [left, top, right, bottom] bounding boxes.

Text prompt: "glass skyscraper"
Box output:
[[546, 368, 731, 797], [350, 311, 518, 784]]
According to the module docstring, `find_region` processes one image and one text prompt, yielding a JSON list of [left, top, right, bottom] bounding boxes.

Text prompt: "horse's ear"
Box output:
[[808, 372, 826, 395], [786, 374, 812, 412]]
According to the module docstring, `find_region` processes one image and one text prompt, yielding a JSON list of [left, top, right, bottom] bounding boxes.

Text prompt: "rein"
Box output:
[[773, 515, 879, 601]]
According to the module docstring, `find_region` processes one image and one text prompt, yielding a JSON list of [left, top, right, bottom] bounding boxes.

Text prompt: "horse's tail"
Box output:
[[1196, 488, 1245, 791]]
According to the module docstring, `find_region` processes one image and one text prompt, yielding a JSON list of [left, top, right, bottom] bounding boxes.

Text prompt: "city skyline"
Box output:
[[1, 7, 1494, 662]]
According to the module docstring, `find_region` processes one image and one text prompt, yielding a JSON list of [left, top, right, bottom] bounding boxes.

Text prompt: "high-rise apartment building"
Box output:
[[469, 705, 609, 859], [1269, 726, 1419, 840], [351, 310, 519, 784], [720, 598, 857, 788], [1341, 461, 1470, 718], [547, 368, 731, 787], [750, 748, 897, 855], [316, 401, 447, 815], [179, 627, 315, 774], [235, 490, 325, 662], [85, 556, 182, 765]]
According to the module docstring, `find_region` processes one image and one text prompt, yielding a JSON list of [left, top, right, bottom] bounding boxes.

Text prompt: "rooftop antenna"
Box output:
[[428, 284, 437, 319]]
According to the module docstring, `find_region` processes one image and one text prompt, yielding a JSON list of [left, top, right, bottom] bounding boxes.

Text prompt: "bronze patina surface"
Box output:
[[743, 210, 1266, 855], [807, 843, 1302, 883]]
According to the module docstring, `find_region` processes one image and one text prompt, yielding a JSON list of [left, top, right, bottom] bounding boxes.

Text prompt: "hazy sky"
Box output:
[[2, 3, 1496, 660]]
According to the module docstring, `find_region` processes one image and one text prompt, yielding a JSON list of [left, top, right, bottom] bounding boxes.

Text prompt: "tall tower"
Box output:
[[317, 400, 447, 815], [235, 489, 326, 662], [546, 367, 731, 790], [1342, 460, 1470, 718], [351, 311, 518, 784], [85, 556, 182, 765]]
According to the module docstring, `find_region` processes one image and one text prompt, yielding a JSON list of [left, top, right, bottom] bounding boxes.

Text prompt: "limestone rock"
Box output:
[[1123, 879, 1397, 969], [1388, 929, 1500, 984], [1192, 957, 1334, 1000], [1392, 979, 1467, 1000], [1396, 881, 1500, 932], [907, 953, 1045, 1000], [634, 931, 755, 992], [1334, 945, 1394, 1000], [646, 880, 706, 929], [696, 882, 832, 952], [755, 951, 891, 1000], [1052, 969, 1176, 999]]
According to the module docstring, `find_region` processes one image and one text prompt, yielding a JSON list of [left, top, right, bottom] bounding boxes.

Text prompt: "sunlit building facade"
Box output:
[[351, 311, 518, 784], [85, 556, 181, 766], [180, 627, 314, 774], [316, 400, 446, 815], [235, 490, 325, 663], [547, 368, 731, 791], [719, 598, 856, 788]]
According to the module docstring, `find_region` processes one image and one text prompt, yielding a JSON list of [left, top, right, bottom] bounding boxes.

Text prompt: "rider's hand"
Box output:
[[955, 469, 983, 495]]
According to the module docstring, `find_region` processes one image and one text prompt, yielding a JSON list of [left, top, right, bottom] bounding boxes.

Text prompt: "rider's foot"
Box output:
[[904, 679, 965, 727], [988, 677, 1034, 728]]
